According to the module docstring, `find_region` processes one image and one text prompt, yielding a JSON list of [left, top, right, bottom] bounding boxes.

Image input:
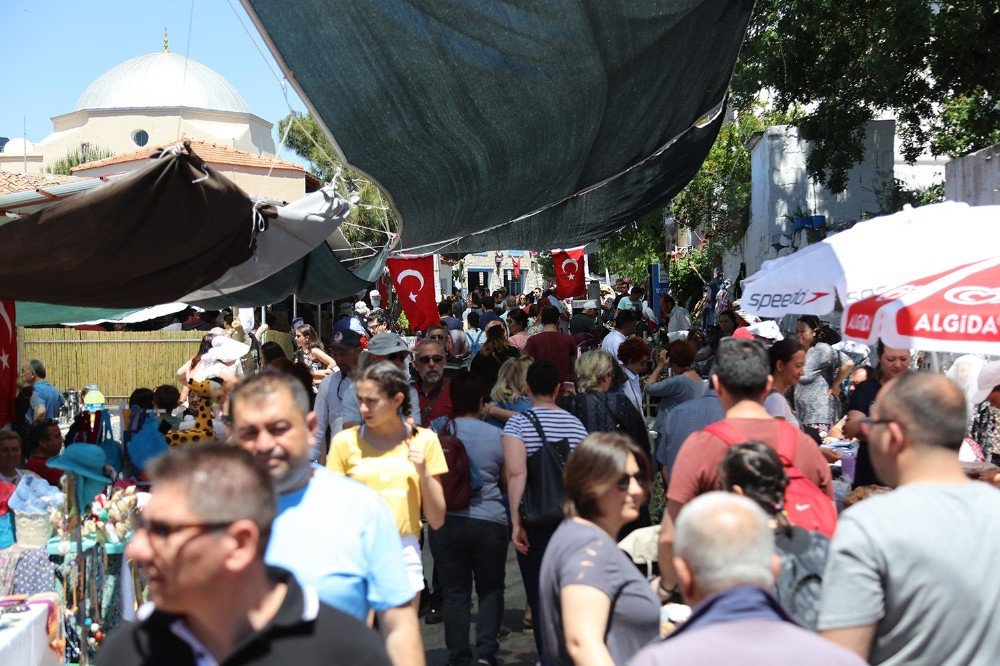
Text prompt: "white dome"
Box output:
[[3, 137, 34, 154], [74, 52, 252, 115]]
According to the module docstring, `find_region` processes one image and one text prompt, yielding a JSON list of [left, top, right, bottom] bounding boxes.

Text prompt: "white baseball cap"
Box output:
[[973, 362, 1000, 404]]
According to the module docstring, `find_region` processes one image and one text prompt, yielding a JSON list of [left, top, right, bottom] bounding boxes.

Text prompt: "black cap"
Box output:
[[328, 329, 363, 350]]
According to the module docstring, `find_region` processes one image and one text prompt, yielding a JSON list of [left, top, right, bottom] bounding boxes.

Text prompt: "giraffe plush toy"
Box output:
[[165, 378, 222, 447]]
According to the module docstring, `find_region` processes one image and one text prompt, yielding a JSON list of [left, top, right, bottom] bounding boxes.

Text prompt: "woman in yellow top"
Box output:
[[327, 361, 448, 606]]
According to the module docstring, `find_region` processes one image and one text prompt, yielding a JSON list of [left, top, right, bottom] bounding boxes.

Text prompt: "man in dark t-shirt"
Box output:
[[99, 445, 390, 666], [523, 306, 577, 384]]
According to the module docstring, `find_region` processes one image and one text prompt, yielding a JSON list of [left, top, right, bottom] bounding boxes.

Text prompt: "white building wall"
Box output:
[[36, 108, 274, 166], [724, 119, 895, 280], [462, 252, 546, 294], [945, 143, 1000, 206]]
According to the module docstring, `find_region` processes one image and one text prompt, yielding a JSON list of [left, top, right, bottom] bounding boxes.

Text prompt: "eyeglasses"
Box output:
[[417, 354, 446, 364], [858, 417, 895, 438], [616, 472, 643, 491], [136, 517, 233, 540]]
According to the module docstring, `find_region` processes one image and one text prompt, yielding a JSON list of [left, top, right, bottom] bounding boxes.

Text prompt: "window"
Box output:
[[131, 130, 149, 147]]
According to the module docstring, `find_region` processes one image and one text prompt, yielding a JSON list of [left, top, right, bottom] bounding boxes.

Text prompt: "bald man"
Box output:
[[632, 493, 862, 666], [820, 372, 1000, 665]]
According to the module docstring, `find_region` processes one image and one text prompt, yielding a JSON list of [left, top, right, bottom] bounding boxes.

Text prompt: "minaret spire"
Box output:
[[163, 27, 169, 53]]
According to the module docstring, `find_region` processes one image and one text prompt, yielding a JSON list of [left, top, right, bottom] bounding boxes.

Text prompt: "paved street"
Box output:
[[421, 540, 539, 666]]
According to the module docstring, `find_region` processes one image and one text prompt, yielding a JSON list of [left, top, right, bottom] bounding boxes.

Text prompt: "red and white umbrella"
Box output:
[[841, 257, 1000, 354], [740, 202, 1000, 318]]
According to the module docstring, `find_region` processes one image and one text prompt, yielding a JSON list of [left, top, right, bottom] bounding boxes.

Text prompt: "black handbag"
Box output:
[[519, 411, 571, 528]]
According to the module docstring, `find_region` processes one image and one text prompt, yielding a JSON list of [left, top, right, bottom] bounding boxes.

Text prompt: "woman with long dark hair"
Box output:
[[718, 442, 830, 629], [327, 361, 448, 608], [766, 339, 806, 428], [794, 315, 854, 433], [294, 323, 335, 384], [470, 322, 520, 393]]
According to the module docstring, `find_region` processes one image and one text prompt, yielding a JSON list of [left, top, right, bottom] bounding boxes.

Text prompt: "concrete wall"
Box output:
[[723, 119, 896, 280], [945, 143, 1000, 206]]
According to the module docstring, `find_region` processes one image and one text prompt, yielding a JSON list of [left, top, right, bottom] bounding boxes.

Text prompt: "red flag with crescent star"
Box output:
[[552, 248, 586, 299], [387, 256, 439, 333], [0, 301, 16, 428]]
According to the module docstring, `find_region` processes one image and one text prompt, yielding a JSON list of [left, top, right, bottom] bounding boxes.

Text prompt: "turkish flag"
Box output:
[[387, 256, 439, 333], [553, 248, 586, 299], [512, 258, 521, 279], [0, 301, 16, 429]]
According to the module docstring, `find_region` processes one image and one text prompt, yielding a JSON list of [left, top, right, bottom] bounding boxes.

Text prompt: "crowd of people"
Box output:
[[5, 278, 1000, 666]]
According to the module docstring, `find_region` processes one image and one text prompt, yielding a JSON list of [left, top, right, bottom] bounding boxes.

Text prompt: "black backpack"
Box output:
[[518, 410, 572, 529], [774, 525, 830, 630]]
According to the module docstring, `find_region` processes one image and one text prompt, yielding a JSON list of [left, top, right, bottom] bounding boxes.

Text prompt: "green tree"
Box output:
[[277, 113, 398, 252], [731, 0, 1000, 192], [597, 210, 668, 284], [669, 104, 800, 263], [598, 105, 798, 292], [45, 144, 113, 175]]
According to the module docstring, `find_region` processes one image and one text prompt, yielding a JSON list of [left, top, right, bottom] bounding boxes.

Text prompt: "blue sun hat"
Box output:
[[47, 444, 112, 510]]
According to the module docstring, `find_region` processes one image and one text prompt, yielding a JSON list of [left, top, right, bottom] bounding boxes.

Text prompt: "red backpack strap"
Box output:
[[776, 420, 799, 465], [703, 421, 747, 446]]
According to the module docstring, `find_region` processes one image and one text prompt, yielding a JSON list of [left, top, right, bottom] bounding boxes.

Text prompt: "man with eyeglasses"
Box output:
[[227, 370, 424, 666], [313, 329, 363, 463], [412, 336, 455, 427], [342, 333, 421, 428], [819, 371, 1000, 665], [99, 444, 391, 665]]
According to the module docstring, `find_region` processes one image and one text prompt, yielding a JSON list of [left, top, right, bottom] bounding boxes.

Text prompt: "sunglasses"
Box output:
[[417, 354, 446, 364], [616, 472, 643, 491], [137, 517, 233, 540], [858, 417, 895, 438]]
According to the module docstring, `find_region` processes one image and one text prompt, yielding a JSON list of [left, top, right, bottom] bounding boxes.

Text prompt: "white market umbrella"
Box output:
[[740, 202, 1000, 318], [841, 257, 1000, 355]]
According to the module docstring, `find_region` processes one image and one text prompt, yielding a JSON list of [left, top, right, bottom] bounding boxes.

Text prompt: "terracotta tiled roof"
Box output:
[[71, 139, 305, 173], [0, 171, 86, 196]]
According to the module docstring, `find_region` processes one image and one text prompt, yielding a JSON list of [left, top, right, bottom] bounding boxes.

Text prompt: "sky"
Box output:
[[1, 0, 309, 165]]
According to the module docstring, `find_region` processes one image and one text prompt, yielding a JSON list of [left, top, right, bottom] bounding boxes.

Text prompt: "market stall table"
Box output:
[[0, 595, 61, 666]]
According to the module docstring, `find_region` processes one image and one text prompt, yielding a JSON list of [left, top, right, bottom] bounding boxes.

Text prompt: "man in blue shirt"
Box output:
[[228, 369, 422, 666], [655, 388, 724, 482], [21, 359, 64, 423]]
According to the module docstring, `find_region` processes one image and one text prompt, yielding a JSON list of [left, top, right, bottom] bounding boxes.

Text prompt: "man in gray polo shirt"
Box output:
[[820, 371, 1000, 665]]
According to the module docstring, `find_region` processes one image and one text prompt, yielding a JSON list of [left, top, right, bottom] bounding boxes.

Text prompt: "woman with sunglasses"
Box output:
[[538, 432, 659, 666], [327, 361, 448, 608]]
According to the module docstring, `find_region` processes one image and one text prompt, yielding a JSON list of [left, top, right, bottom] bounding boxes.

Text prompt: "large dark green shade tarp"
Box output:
[[243, 0, 753, 252]]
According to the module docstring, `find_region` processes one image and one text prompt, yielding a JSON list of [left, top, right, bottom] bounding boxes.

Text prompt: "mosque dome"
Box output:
[[73, 52, 253, 115], [2, 137, 34, 154]]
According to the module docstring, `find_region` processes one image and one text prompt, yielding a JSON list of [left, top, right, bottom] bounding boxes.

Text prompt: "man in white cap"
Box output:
[[370, 289, 382, 310], [332, 300, 368, 338], [312, 329, 364, 463], [570, 300, 600, 335]]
